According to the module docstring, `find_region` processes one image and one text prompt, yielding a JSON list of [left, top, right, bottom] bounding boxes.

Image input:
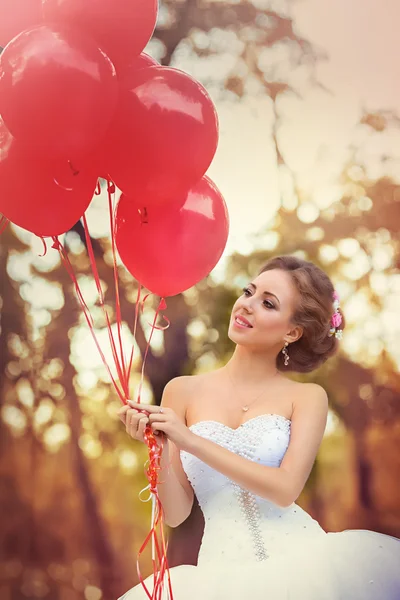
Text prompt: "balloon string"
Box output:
[[0, 215, 9, 235], [136, 424, 174, 600], [81, 211, 130, 399], [82, 215, 127, 394], [52, 229, 173, 595], [51, 235, 125, 402], [136, 296, 169, 404], [133, 296, 174, 599], [107, 182, 129, 393], [38, 237, 48, 257], [128, 283, 143, 377], [50, 196, 173, 597], [105, 197, 173, 595], [83, 197, 173, 597]]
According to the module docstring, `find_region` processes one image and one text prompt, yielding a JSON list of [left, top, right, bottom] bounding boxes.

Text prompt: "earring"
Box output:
[[282, 342, 290, 366]]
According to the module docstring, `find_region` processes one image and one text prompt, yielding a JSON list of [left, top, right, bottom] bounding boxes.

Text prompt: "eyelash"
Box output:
[[242, 287, 276, 309]]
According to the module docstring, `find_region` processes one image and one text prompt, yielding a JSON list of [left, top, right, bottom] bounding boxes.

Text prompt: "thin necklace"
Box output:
[[225, 364, 279, 412]]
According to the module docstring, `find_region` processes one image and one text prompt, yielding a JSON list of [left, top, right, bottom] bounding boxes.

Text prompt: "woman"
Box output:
[[118, 255, 400, 599]]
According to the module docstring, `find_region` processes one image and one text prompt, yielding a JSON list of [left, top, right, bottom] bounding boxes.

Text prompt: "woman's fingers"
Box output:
[[128, 400, 166, 415], [125, 409, 139, 431], [119, 405, 148, 426], [148, 412, 167, 423], [119, 402, 167, 444], [117, 404, 130, 423], [118, 404, 145, 425], [126, 411, 136, 435], [119, 407, 138, 426], [128, 412, 150, 441], [137, 416, 150, 439]]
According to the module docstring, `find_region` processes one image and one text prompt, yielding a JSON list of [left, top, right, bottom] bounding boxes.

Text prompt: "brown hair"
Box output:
[[258, 255, 345, 373]]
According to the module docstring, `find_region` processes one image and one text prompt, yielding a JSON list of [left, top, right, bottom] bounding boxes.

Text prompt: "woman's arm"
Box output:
[[155, 377, 194, 528], [186, 384, 328, 507]]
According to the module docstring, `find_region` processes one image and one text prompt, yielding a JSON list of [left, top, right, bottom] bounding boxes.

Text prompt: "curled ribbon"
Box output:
[[50, 184, 175, 598], [0, 215, 9, 235], [135, 428, 174, 600], [38, 237, 48, 257], [133, 295, 174, 599]]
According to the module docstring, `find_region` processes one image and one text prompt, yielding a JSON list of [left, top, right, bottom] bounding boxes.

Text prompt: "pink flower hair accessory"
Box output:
[[329, 290, 343, 340]]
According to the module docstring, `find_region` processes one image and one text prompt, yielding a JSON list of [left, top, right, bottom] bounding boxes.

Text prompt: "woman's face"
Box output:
[[228, 268, 301, 349]]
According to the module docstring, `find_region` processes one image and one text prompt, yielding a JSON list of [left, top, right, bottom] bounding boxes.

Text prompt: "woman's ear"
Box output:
[[285, 325, 303, 344]]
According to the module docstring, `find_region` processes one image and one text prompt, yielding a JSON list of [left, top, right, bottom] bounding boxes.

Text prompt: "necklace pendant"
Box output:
[[242, 406, 249, 412]]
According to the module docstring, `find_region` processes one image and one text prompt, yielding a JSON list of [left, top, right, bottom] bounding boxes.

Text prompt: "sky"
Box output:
[[205, 0, 399, 258], [21, 0, 397, 260]]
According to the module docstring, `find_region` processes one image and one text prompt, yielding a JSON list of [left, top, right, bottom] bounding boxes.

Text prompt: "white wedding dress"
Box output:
[[119, 413, 400, 599]]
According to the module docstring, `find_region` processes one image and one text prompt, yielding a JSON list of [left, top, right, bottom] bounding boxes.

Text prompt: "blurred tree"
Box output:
[[1, 3, 400, 599], [184, 109, 400, 543]]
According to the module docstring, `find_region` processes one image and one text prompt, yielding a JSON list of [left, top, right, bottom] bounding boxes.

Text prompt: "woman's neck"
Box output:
[[224, 346, 280, 386]]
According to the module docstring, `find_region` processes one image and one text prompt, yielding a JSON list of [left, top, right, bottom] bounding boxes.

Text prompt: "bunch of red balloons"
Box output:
[[0, 0, 229, 297]]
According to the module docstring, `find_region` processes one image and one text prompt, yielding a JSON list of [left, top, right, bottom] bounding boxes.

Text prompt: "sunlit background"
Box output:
[[1, 0, 400, 598]]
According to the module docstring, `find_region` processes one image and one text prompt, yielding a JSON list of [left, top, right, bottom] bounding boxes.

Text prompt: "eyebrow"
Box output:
[[248, 282, 281, 305]]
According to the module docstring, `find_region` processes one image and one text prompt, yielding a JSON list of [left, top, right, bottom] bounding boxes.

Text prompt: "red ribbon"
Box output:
[[94, 180, 102, 195], [0, 215, 9, 235], [135, 428, 174, 600], [51, 181, 175, 599], [38, 237, 48, 257]]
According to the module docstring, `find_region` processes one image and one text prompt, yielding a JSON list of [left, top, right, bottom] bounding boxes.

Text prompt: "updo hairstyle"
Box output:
[[258, 255, 346, 373]]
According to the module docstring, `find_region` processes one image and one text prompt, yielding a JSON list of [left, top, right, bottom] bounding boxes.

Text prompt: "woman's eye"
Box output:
[[264, 301, 275, 309], [242, 288, 275, 309]]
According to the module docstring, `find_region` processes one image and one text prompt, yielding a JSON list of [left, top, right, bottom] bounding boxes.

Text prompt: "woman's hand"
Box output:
[[117, 401, 159, 446], [119, 400, 196, 453]]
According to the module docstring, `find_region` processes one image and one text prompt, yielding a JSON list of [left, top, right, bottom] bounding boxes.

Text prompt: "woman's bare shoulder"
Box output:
[[160, 376, 194, 423], [173, 370, 221, 388], [289, 380, 328, 414], [162, 372, 212, 404], [270, 377, 327, 418], [164, 372, 210, 392], [287, 378, 326, 392], [164, 370, 222, 418], [291, 380, 327, 396]]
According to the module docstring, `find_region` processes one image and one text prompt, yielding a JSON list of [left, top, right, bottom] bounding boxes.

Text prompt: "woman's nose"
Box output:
[[240, 300, 254, 312]]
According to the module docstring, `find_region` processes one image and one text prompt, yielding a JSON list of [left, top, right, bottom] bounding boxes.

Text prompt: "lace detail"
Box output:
[[179, 414, 323, 566], [233, 485, 268, 561], [188, 412, 291, 433], [215, 416, 291, 562]]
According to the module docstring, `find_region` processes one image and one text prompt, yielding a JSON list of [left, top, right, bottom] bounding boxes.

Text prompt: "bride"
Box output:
[[117, 255, 400, 599]]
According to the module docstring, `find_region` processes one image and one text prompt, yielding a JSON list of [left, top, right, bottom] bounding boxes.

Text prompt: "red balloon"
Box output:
[[101, 66, 219, 204], [115, 176, 229, 297], [130, 52, 159, 71], [0, 0, 43, 47], [76, 53, 160, 180], [0, 25, 118, 159], [0, 117, 98, 237], [43, 0, 158, 71]]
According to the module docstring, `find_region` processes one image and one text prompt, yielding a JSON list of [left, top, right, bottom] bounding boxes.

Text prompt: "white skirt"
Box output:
[[118, 528, 400, 599]]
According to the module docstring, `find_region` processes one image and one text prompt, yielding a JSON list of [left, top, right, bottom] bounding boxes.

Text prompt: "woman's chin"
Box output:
[[228, 327, 251, 344]]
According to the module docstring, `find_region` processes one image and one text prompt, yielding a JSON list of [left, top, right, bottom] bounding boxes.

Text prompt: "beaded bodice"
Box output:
[[180, 414, 326, 566]]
